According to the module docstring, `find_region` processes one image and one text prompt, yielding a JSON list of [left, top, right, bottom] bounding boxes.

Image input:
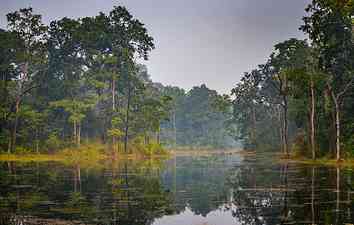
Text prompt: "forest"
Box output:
[[1, 0, 354, 162], [0, 1, 354, 225], [231, 0, 354, 161], [0, 6, 234, 156]]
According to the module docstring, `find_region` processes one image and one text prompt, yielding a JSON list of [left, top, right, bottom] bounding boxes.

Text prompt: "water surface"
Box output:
[[0, 153, 353, 225]]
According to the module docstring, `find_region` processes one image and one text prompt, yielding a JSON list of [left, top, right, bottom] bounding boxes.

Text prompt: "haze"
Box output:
[[0, 0, 310, 94]]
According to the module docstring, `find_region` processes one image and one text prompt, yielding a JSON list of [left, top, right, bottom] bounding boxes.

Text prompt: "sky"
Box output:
[[0, 0, 310, 94]]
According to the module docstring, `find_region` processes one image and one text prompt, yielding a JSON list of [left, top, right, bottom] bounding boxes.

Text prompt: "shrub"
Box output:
[[45, 133, 62, 152], [14, 146, 32, 154]]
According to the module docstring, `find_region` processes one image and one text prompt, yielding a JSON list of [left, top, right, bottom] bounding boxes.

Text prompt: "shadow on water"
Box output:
[[0, 153, 353, 225]]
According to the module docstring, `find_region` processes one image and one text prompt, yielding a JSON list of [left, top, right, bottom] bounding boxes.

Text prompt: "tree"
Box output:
[[5, 8, 48, 152], [231, 70, 262, 148], [50, 97, 96, 147], [0, 29, 20, 151], [301, 0, 354, 160], [160, 86, 186, 147], [265, 39, 310, 157]]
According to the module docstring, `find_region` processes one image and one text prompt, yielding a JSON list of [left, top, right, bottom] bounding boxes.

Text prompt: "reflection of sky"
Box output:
[[0, 0, 310, 94], [153, 206, 240, 225]]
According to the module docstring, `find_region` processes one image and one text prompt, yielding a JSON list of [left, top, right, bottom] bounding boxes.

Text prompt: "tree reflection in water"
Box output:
[[225, 159, 353, 225], [0, 159, 175, 225], [0, 155, 353, 225]]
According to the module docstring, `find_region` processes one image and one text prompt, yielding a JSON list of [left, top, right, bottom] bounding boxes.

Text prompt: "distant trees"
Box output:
[[231, 70, 264, 149], [161, 84, 237, 148]]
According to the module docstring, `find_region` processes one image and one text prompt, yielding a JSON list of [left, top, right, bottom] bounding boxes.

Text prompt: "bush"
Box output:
[[45, 133, 62, 152], [14, 146, 32, 154], [291, 129, 308, 157], [142, 142, 167, 156], [344, 135, 354, 158]]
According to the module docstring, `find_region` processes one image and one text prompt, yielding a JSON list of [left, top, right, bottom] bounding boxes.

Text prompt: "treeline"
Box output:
[[160, 84, 237, 148], [0, 7, 234, 154], [0, 7, 167, 154], [231, 0, 354, 160]]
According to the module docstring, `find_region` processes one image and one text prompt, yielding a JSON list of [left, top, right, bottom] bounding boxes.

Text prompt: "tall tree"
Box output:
[[265, 39, 310, 157], [301, 0, 354, 160], [6, 8, 48, 152]]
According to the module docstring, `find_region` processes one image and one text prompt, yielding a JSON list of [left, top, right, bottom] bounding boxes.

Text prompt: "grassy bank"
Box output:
[[0, 145, 247, 164], [0, 142, 170, 165], [170, 148, 246, 157], [278, 153, 354, 167]]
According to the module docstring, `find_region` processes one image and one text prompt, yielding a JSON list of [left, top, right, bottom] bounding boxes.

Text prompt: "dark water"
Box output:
[[0, 153, 353, 225]]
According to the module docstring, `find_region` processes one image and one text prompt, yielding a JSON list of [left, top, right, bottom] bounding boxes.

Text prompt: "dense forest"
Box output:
[[231, 0, 354, 160], [1, 0, 354, 162], [1, 2, 354, 225], [0, 7, 234, 154]]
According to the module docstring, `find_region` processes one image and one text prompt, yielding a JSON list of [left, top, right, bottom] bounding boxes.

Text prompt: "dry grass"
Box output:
[[0, 142, 171, 165], [0, 153, 65, 162]]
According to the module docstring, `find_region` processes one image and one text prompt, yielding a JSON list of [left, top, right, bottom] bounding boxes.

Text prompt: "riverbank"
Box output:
[[0, 146, 248, 164], [170, 148, 248, 157], [0, 142, 170, 164], [277, 153, 354, 167]]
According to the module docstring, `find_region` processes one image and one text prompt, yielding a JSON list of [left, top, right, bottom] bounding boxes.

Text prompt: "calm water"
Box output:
[[0, 153, 353, 225]]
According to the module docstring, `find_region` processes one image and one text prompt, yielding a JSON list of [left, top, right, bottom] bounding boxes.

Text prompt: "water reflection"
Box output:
[[0, 154, 353, 225], [0, 159, 174, 225], [225, 158, 353, 225]]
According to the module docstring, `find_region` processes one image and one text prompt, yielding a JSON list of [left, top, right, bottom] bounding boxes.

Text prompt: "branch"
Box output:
[[337, 75, 354, 100], [19, 84, 40, 99]]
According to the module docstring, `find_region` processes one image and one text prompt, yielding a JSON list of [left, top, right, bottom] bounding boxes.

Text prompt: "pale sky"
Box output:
[[0, 0, 310, 94]]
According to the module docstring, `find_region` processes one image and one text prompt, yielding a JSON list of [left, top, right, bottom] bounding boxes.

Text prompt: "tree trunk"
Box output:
[[335, 103, 340, 161], [283, 98, 289, 157], [328, 83, 341, 161], [112, 77, 116, 149], [157, 125, 160, 145], [77, 122, 81, 147], [112, 77, 115, 111], [251, 106, 256, 147], [310, 78, 316, 160], [173, 109, 177, 147], [124, 80, 131, 153], [7, 138, 11, 154], [73, 120, 77, 145], [36, 128, 39, 154], [278, 106, 284, 154], [10, 98, 20, 153]]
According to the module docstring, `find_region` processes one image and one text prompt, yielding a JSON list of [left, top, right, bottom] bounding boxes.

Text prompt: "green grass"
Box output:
[[0, 142, 171, 166], [0, 153, 65, 162]]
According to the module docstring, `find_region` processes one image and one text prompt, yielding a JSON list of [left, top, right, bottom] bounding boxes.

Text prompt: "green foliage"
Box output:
[[45, 133, 62, 151], [230, 1, 354, 160], [144, 142, 167, 156], [13, 146, 32, 154], [161, 84, 237, 148]]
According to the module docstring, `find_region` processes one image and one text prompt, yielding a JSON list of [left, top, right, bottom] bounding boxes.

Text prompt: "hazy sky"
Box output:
[[0, 0, 310, 94]]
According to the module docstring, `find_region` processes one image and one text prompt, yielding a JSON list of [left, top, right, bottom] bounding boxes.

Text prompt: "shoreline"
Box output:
[[0, 148, 249, 163], [277, 153, 354, 167]]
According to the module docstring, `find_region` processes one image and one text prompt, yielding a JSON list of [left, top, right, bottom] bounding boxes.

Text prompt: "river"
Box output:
[[0, 153, 353, 225]]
